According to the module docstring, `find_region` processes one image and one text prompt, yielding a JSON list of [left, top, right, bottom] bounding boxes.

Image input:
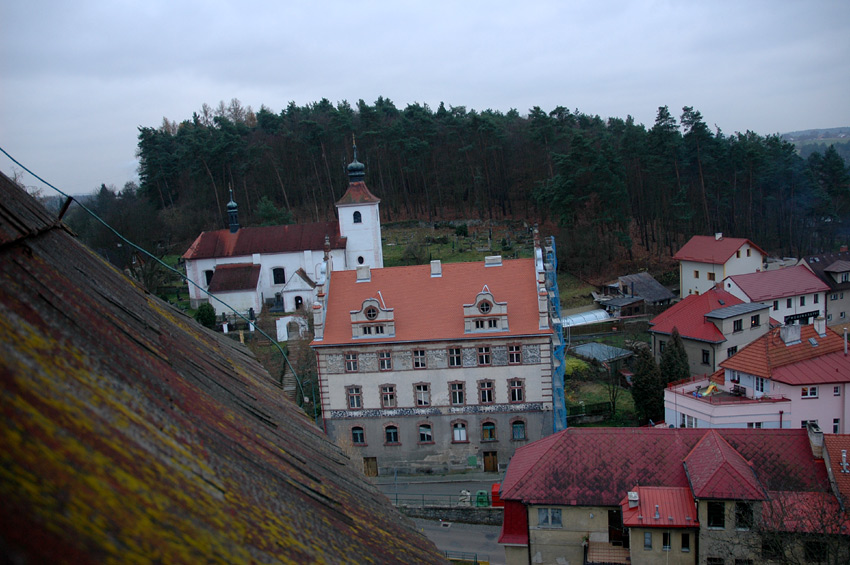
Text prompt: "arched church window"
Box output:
[[353, 211, 362, 224], [272, 267, 285, 285]]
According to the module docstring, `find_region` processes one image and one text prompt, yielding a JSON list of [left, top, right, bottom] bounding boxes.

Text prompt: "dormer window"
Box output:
[[351, 298, 394, 338], [464, 288, 508, 334], [479, 301, 492, 314], [365, 306, 378, 320]]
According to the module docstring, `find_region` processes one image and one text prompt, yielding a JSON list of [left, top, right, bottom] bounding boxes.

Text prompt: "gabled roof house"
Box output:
[[723, 264, 830, 326], [0, 172, 444, 563], [674, 233, 766, 297], [498, 426, 849, 565], [800, 248, 850, 326]]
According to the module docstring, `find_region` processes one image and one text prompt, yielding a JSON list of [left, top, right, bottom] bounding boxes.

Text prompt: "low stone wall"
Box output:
[[397, 505, 503, 526]]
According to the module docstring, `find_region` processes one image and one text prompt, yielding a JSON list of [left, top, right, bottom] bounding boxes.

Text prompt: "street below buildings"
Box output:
[[413, 518, 505, 565]]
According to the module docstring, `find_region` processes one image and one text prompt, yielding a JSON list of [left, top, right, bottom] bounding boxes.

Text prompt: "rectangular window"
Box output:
[[747, 422, 762, 429], [747, 249, 751, 257], [832, 293, 839, 300], [681, 533, 690, 552], [800, 295, 806, 306], [379, 351, 392, 371], [450, 382, 465, 405], [835, 386, 841, 396], [843, 273, 850, 283], [707, 558, 724, 565], [828, 313, 833, 321], [384, 426, 399, 444], [508, 344, 522, 364], [512, 421, 526, 440], [362, 326, 372, 335], [733, 319, 743, 332], [477, 346, 491, 366], [347, 386, 362, 409], [452, 422, 467, 442], [750, 314, 760, 328], [680, 413, 697, 428], [659, 341, 666, 353], [644, 531, 652, 549], [448, 347, 462, 367], [802, 386, 818, 398], [801, 419, 818, 428], [415, 383, 430, 406], [374, 325, 385, 334], [418, 424, 433, 443], [474, 319, 486, 329], [662, 532, 671, 551], [351, 427, 365, 445], [479, 380, 494, 404], [755, 377, 765, 393], [694, 270, 700, 279], [482, 421, 496, 441], [842, 311, 847, 319], [538, 508, 562, 528], [804, 541, 827, 562], [701, 349, 710, 365], [707, 272, 716, 281], [509, 379, 524, 403], [488, 318, 498, 328], [773, 300, 778, 311], [381, 385, 396, 408], [413, 349, 426, 369], [787, 298, 792, 308], [737, 249, 742, 258], [814, 293, 819, 304], [735, 502, 753, 530], [707, 501, 725, 529], [834, 418, 840, 434], [727, 346, 738, 358], [345, 353, 359, 372]]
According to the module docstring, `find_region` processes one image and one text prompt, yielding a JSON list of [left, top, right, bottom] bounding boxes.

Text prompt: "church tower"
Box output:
[[336, 141, 383, 269]]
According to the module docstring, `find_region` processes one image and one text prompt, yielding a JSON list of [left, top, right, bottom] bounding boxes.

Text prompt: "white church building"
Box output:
[[182, 145, 383, 317]]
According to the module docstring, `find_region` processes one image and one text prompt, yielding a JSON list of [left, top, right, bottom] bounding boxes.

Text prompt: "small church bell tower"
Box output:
[[336, 139, 383, 269]]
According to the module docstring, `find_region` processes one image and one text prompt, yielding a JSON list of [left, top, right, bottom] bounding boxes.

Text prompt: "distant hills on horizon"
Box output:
[[781, 127, 850, 162]]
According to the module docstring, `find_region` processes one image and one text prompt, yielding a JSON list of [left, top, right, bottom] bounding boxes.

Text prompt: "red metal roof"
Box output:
[[721, 325, 846, 380], [182, 221, 345, 260], [336, 181, 380, 206], [500, 428, 828, 507], [0, 173, 444, 564], [315, 258, 552, 347], [207, 263, 260, 292], [673, 235, 765, 264], [497, 500, 530, 545], [762, 491, 850, 535], [649, 288, 743, 342], [683, 430, 766, 500], [726, 265, 830, 301], [620, 487, 698, 528]]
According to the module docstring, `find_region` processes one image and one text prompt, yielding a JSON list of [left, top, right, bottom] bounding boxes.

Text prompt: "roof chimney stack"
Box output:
[[814, 316, 826, 337], [430, 260, 442, 277], [654, 505, 660, 519], [715, 232, 723, 241], [356, 265, 371, 282], [841, 450, 850, 473], [780, 324, 801, 345]]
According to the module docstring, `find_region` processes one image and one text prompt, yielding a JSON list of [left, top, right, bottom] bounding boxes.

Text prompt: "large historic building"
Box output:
[[311, 249, 555, 476], [182, 146, 383, 316]]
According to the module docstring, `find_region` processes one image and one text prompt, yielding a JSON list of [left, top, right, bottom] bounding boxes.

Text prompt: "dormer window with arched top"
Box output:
[[464, 287, 508, 333], [353, 211, 362, 224], [351, 298, 395, 338]]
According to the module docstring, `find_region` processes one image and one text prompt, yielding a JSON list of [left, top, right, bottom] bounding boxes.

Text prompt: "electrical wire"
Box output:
[[0, 145, 315, 419]]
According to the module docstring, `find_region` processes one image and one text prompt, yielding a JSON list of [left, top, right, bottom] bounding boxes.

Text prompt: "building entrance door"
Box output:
[[363, 457, 378, 477], [483, 451, 498, 472]]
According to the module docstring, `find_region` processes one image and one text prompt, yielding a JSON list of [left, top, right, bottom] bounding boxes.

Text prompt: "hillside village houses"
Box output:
[[182, 144, 383, 317], [722, 264, 829, 326], [674, 234, 766, 297], [800, 247, 850, 326], [310, 237, 555, 476]]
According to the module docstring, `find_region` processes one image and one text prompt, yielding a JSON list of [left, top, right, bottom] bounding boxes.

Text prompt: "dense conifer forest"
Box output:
[[134, 98, 849, 270]]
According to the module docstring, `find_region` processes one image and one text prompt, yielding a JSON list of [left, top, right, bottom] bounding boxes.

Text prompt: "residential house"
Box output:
[[182, 145, 383, 316], [723, 264, 829, 325], [498, 426, 849, 565], [673, 233, 766, 297], [597, 272, 674, 317], [665, 320, 850, 433], [649, 288, 772, 377], [0, 172, 444, 563], [800, 248, 850, 326], [311, 252, 554, 476]]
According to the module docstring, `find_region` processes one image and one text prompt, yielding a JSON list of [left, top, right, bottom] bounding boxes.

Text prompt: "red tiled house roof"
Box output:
[[720, 325, 847, 381], [824, 435, 850, 509], [621, 486, 698, 528], [501, 428, 828, 507], [183, 221, 345, 260], [649, 288, 743, 342], [674, 235, 766, 264], [315, 258, 551, 347], [684, 431, 766, 500], [207, 263, 261, 292], [0, 173, 445, 564], [726, 265, 830, 301], [762, 491, 850, 535], [335, 181, 380, 205]]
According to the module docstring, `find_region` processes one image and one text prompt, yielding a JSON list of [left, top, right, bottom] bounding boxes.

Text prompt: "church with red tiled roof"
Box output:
[[182, 143, 383, 317]]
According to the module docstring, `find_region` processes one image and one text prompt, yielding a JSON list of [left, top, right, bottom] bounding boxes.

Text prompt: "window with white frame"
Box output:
[[727, 346, 738, 358], [835, 386, 841, 396], [801, 419, 818, 428], [680, 413, 697, 428], [381, 385, 396, 408], [509, 379, 524, 403], [479, 380, 494, 404], [347, 386, 362, 409], [418, 424, 433, 443], [351, 427, 365, 445], [834, 418, 840, 434], [452, 421, 467, 442], [478, 301, 492, 314], [663, 532, 671, 551], [413, 349, 426, 369], [384, 425, 399, 444], [511, 420, 526, 440], [379, 351, 392, 371], [773, 300, 779, 311], [509, 344, 522, 364], [800, 295, 806, 306], [448, 347, 462, 367], [644, 531, 652, 549], [538, 508, 562, 528], [750, 314, 760, 328], [755, 377, 766, 394], [747, 422, 762, 429], [801, 386, 818, 398], [415, 383, 430, 406], [365, 306, 378, 320], [345, 352, 358, 372], [450, 382, 465, 405], [733, 319, 743, 332], [477, 346, 491, 365]]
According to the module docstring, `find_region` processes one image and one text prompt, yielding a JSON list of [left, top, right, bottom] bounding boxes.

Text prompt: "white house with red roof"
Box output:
[[799, 248, 850, 327], [182, 145, 383, 315], [722, 264, 829, 325], [310, 249, 554, 475], [665, 320, 850, 433], [498, 426, 849, 565], [649, 288, 772, 377], [673, 233, 765, 297]]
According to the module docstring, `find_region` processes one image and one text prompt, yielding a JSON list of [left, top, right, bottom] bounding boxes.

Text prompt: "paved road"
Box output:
[[413, 518, 505, 565]]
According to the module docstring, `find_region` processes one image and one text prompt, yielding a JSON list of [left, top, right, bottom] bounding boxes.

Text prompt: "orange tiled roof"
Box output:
[[673, 235, 765, 264], [316, 258, 551, 347], [824, 435, 850, 509], [721, 325, 846, 380], [336, 181, 380, 206]]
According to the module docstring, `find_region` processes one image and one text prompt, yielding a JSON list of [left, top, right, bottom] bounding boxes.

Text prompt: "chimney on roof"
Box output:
[[715, 232, 723, 241], [806, 421, 824, 459], [841, 450, 850, 473], [356, 265, 371, 282], [430, 260, 442, 277], [227, 189, 239, 233], [627, 491, 639, 508], [654, 505, 660, 520], [485, 255, 503, 267], [780, 324, 801, 345], [814, 316, 826, 337]]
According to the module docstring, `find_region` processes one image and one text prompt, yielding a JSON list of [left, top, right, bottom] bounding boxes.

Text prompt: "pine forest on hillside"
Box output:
[[133, 98, 850, 273]]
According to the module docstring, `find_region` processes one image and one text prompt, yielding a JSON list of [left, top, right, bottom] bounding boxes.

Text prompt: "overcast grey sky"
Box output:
[[2, 0, 848, 195]]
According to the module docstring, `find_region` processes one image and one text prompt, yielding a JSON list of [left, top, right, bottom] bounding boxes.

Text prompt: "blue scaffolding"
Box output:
[[544, 236, 568, 431]]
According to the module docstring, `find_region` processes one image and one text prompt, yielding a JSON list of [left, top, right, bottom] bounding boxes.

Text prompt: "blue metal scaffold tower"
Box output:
[[544, 236, 568, 431]]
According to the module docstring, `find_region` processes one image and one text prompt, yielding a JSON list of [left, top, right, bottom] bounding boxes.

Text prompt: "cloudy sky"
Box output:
[[2, 0, 848, 195]]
